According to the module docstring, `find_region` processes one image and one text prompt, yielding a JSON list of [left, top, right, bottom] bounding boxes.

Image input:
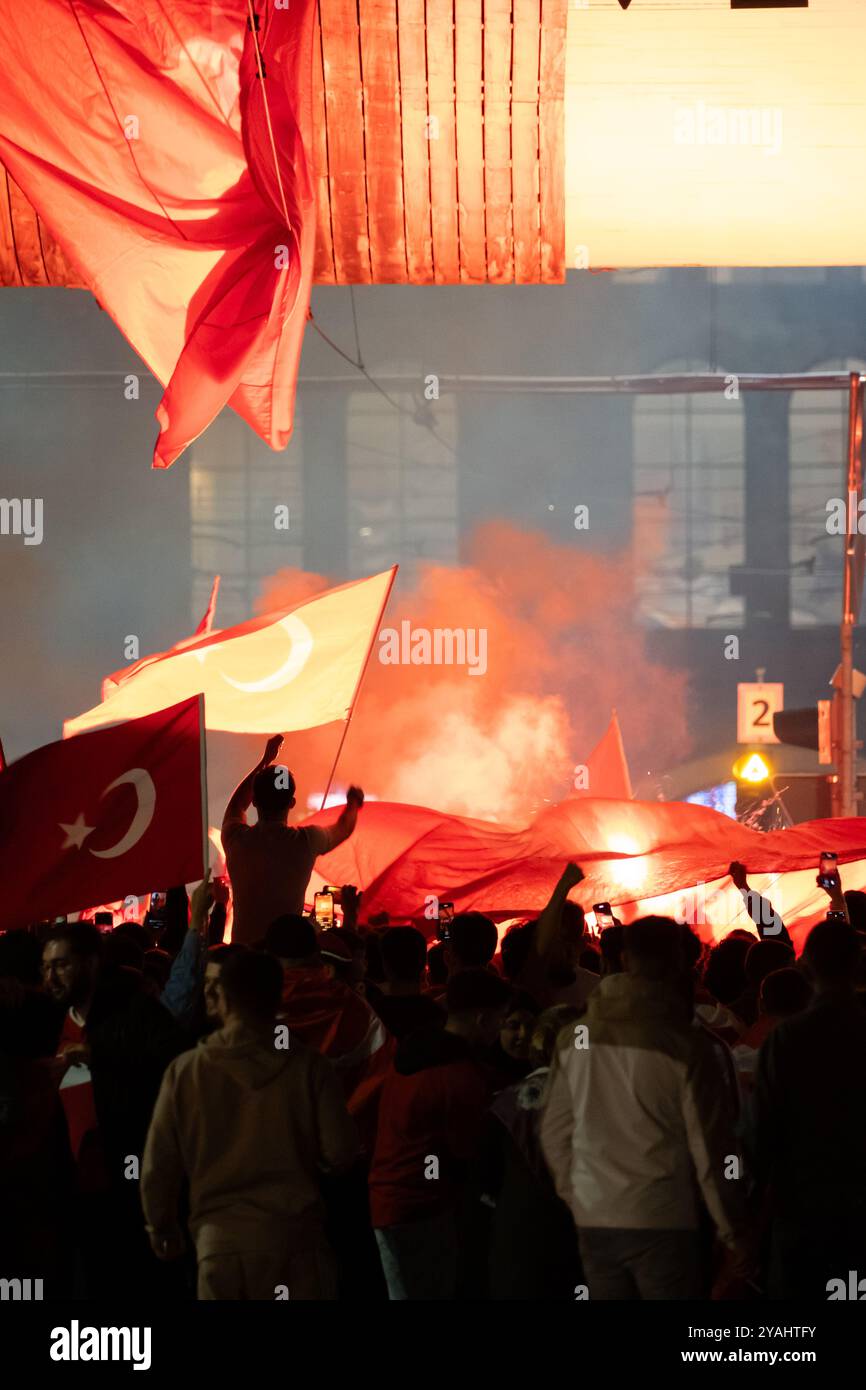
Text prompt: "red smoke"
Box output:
[[234, 521, 689, 823]]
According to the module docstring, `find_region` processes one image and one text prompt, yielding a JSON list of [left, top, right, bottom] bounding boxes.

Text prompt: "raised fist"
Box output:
[[262, 734, 284, 766]]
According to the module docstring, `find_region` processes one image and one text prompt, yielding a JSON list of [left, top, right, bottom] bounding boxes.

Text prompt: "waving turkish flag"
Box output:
[[0, 697, 205, 930], [64, 568, 397, 737]]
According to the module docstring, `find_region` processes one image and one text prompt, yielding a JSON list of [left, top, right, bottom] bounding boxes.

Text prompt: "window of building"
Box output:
[[633, 365, 745, 629], [789, 359, 866, 627], [189, 408, 304, 629], [346, 389, 458, 582]]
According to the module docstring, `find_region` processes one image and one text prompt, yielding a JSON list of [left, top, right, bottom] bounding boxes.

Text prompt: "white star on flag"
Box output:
[[60, 814, 94, 850]]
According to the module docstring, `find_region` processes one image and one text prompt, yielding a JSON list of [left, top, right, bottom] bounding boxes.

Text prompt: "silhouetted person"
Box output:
[[541, 916, 751, 1300], [141, 949, 358, 1299], [41, 923, 184, 1298], [749, 919, 866, 1298], [366, 927, 445, 1040], [223, 735, 364, 945], [369, 968, 511, 1299], [483, 1003, 583, 1301], [445, 912, 499, 973]]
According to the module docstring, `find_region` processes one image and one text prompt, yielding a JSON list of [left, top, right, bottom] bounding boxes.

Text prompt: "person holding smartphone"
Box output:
[[728, 862, 793, 945], [815, 851, 850, 922], [222, 736, 364, 946]]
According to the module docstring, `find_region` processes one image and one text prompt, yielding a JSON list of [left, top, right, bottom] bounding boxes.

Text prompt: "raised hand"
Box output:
[[211, 875, 231, 908], [190, 868, 213, 932], [341, 884, 362, 927], [262, 734, 284, 767], [562, 862, 585, 890], [728, 861, 748, 891]]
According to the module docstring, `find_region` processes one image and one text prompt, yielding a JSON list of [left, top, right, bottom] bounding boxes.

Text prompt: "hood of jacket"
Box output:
[[587, 972, 690, 1026], [199, 1023, 292, 1090], [394, 1024, 474, 1076]]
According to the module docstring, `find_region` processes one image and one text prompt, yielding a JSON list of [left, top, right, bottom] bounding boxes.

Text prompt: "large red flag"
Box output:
[[0, 1, 316, 468], [305, 796, 866, 950], [64, 568, 397, 737], [0, 697, 206, 929]]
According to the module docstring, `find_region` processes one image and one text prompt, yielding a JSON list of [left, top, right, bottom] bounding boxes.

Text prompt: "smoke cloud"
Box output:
[[230, 521, 690, 823]]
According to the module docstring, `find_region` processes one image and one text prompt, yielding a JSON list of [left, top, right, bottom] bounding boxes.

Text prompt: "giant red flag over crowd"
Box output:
[[306, 795, 866, 949], [0, 696, 206, 928]]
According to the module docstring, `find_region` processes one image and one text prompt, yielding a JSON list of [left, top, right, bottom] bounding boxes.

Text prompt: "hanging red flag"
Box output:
[[0, 2, 316, 468], [0, 697, 206, 929]]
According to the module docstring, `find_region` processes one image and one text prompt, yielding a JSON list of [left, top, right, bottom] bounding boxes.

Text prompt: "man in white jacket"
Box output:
[[540, 915, 751, 1299]]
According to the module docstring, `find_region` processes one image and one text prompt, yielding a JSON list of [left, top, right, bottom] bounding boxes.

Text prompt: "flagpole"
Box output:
[[197, 694, 209, 878], [319, 565, 398, 811]]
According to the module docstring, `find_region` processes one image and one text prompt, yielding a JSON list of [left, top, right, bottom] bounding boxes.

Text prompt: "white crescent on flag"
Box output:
[[219, 614, 314, 693], [90, 768, 156, 859]]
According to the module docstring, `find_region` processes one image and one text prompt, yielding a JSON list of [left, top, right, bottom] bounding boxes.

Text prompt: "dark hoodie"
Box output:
[[368, 1025, 497, 1229], [141, 1022, 359, 1257]]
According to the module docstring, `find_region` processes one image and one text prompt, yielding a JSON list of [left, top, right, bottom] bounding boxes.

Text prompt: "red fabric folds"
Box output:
[[306, 797, 866, 948], [0, 1, 316, 467]]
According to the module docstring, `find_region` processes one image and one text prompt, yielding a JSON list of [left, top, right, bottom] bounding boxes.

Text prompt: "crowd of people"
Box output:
[[3, 740, 866, 1301]]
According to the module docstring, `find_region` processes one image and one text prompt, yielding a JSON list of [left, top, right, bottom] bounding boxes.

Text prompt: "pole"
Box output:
[[319, 565, 398, 810], [197, 694, 210, 878], [838, 374, 864, 817]]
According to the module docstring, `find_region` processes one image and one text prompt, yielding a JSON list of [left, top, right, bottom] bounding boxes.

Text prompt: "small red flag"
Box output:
[[570, 709, 634, 801], [194, 576, 221, 637], [0, 697, 206, 930]]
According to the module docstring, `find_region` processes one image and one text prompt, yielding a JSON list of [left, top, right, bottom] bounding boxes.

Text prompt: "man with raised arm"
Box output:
[[222, 735, 364, 946]]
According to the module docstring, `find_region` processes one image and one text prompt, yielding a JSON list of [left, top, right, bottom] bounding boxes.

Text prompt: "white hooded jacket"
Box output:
[[540, 973, 747, 1246]]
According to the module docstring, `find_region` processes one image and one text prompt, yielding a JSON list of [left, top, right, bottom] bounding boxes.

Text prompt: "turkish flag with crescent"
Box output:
[[0, 697, 206, 930], [63, 568, 397, 738]]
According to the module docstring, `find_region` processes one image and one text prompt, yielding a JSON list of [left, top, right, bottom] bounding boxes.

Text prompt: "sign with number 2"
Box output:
[[737, 683, 784, 745]]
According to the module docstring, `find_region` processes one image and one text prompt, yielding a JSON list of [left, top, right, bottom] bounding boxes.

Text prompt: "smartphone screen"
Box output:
[[818, 852, 839, 890], [593, 901, 614, 929], [314, 892, 334, 928], [437, 901, 454, 942]]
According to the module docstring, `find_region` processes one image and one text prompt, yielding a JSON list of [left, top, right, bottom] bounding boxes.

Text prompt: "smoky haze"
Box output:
[[1, 271, 859, 822], [239, 520, 688, 824]]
